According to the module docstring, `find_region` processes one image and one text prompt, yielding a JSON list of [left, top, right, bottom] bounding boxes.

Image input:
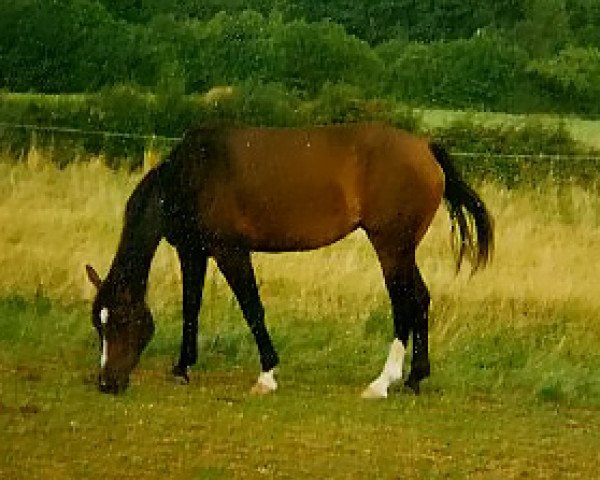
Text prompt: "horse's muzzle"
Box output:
[[98, 374, 129, 394]]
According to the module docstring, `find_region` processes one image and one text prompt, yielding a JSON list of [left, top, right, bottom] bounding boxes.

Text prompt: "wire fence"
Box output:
[[0, 122, 182, 143], [2, 121, 600, 164], [451, 151, 600, 161]]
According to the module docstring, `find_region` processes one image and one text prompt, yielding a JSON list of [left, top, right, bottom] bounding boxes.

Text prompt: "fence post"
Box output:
[[143, 134, 160, 172], [26, 129, 45, 170]]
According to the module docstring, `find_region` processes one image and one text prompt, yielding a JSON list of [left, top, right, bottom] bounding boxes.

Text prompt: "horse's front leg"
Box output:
[[214, 248, 279, 394], [173, 244, 208, 383]]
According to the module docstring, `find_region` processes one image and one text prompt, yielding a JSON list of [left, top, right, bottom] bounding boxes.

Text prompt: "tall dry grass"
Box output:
[[0, 154, 598, 319], [1, 152, 599, 406]]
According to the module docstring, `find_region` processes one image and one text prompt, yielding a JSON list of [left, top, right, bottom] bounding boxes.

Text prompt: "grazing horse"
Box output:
[[86, 123, 493, 396]]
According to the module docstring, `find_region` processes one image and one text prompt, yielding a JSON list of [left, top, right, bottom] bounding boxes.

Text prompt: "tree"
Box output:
[[566, 0, 600, 48], [267, 18, 384, 94], [527, 47, 600, 113], [380, 33, 529, 110], [514, 0, 570, 57], [0, 0, 134, 92]]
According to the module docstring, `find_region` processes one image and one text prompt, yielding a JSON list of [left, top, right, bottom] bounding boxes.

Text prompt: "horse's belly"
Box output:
[[247, 188, 361, 251], [205, 182, 360, 252], [247, 210, 358, 252]]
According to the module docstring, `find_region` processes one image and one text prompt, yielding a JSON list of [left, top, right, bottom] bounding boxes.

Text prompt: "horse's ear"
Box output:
[[86, 264, 102, 290]]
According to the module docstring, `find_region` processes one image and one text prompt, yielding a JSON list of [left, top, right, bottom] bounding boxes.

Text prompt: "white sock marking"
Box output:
[[363, 339, 405, 398], [100, 337, 108, 368], [100, 308, 109, 368], [256, 369, 277, 391]]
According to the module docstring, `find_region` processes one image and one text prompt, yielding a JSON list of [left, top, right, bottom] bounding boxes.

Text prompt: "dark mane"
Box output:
[[124, 168, 161, 222], [101, 167, 164, 302]]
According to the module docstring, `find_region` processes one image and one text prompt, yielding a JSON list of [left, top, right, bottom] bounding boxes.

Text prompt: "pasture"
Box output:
[[421, 109, 600, 150], [1, 155, 599, 478]]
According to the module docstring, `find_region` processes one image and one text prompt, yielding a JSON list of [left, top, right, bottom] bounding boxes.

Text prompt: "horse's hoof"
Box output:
[[172, 365, 190, 384], [361, 382, 388, 399], [250, 369, 277, 395], [404, 363, 428, 395], [404, 379, 420, 395], [250, 381, 276, 395], [361, 388, 387, 399]]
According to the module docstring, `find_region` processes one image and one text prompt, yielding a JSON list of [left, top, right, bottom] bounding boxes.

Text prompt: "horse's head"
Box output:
[[86, 265, 155, 394]]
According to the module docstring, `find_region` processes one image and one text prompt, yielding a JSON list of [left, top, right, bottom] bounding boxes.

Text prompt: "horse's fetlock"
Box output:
[[172, 364, 190, 384], [409, 359, 430, 382]]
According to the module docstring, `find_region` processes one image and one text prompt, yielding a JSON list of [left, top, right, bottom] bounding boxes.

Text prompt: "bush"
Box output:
[[527, 47, 600, 114], [378, 33, 529, 111], [300, 83, 423, 131], [179, 12, 385, 96], [1, 90, 598, 184], [435, 118, 579, 155], [0, 5, 386, 98], [206, 81, 305, 127], [266, 18, 384, 95], [178, 11, 277, 92], [433, 117, 600, 186]]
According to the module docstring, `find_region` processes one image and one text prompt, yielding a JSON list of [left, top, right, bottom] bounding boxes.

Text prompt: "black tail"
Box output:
[[429, 142, 494, 272]]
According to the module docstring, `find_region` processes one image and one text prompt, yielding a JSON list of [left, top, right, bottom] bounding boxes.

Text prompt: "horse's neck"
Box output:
[[106, 169, 164, 301], [107, 234, 160, 301]]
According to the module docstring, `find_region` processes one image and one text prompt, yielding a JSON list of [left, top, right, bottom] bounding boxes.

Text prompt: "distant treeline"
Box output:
[[1, 1, 600, 115]]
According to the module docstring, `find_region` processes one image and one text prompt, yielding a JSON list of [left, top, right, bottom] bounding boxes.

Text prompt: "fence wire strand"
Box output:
[[0, 122, 182, 142], [1, 121, 600, 161]]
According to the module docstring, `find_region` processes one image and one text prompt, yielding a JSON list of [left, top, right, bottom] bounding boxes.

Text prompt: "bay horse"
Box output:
[[85, 123, 493, 396]]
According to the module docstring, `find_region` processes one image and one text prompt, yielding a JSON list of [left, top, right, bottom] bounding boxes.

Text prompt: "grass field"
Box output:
[[420, 108, 600, 149], [1, 155, 599, 479]]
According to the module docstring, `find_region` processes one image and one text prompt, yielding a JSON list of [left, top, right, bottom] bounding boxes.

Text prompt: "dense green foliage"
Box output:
[[1, 0, 600, 114], [376, 33, 530, 110], [527, 47, 600, 114], [94, 0, 600, 47], [0, 86, 421, 166], [434, 118, 600, 186]]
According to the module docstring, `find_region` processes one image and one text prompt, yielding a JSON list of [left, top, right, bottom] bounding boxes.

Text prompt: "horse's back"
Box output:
[[173, 124, 443, 251]]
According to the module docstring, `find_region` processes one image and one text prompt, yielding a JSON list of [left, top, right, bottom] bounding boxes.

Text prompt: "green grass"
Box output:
[[2, 291, 600, 478], [421, 108, 600, 149]]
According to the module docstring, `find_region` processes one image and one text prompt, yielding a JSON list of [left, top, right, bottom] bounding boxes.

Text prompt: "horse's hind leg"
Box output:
[[362, 234, 430, 398], [404, 265, 431, 394], [214, 248, 280, 394]]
